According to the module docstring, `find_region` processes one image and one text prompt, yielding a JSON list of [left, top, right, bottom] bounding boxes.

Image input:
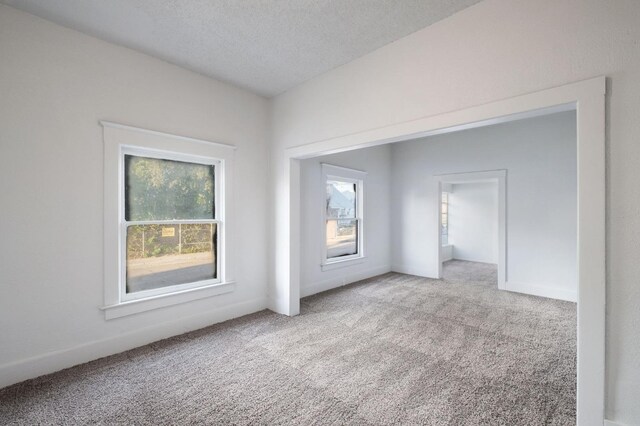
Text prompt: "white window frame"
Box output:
[[119, 146, 222, 302], [321, 163, 366, 271], [441, 191, 449, 246], [101, 122, 236, 319]]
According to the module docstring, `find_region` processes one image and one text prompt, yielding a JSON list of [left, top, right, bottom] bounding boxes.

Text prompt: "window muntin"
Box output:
[[121, 150, 221, 301], [323, 167, 364, 264], [441, 191, 449, 246]]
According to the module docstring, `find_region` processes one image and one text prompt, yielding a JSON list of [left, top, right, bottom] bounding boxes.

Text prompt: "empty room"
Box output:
[[0, 1, 638, 425]]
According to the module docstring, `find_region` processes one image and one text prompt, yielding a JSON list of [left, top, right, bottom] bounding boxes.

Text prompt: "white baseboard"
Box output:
[[451, 256, 497, 264], [300, 265, 391, 297], [441, 245, 453, 262], [506, 281, 577, 302], [0, 297, 267, 389], [391, 264, 437, 278], [604, 420, 628, 426], [267, 295, 291, 316]]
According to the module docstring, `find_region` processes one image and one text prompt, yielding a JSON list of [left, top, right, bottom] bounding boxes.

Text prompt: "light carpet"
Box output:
[[0, 260, 576, 425]]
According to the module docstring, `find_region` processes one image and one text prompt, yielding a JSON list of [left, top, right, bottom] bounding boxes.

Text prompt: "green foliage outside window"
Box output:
[[125, 155, 216, 260], [125, 155, 215, 221]]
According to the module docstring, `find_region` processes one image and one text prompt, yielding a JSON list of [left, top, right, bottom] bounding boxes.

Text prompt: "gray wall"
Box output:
[[449, 182, 499, 264], [300, 145, 392, 296], [390, 111, 577, 301]]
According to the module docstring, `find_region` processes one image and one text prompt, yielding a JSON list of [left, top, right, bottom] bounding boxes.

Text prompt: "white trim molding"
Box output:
[[604, 420, 628, 426], [390, 263, 430, 277], [102, 122, 237, 319], [506, 281, 577, 303], [320, 257, 366, 271], [100, 121, 237, 151], [0, 296, 266, 389], [275, 76, 606, 425], [604, 420, 627, 426], [101, 281, 236, 320], [301, 265, 390, 298]]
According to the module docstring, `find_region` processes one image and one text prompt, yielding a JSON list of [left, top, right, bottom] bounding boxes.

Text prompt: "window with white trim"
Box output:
[[122, 149, 221, 300], [322, 164, 365, 267], [441, 191, 449, 246], [102, 122, 234, 319]]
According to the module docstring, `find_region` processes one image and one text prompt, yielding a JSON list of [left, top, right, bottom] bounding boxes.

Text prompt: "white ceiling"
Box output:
[[2, 0, 482, 97]]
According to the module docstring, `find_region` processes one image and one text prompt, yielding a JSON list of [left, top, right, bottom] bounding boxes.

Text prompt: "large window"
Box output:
[[322, 164, 365, 267], [103, 122, 234, 319], [122, 151, 221, 300]]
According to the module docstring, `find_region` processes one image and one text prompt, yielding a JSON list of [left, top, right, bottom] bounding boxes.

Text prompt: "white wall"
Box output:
[[0, 6, 269, 387], [2, 0, 639, 423], [300, 145, 391, 296], [270, 2, 640, 421], [441, 244, 453, 262], [449, 182, 499, 264], [390, 112, 577, 301]]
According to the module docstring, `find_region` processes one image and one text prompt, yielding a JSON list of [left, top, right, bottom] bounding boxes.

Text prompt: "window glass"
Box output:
[[326, 219, 358, 258], [125, 155, 215, 221], [326, 180, 356, 219], [322, 165, 364, 265], [441, 192, 449, 246], [124, 154, 218, 297], [126, 223, 217, 293]]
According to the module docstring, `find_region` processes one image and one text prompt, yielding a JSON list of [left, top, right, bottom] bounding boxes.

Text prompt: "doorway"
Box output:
[[278, 77, 605, 423], [436, 170, 506, 289]]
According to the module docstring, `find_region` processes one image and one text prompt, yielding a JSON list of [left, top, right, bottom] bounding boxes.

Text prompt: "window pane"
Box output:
[[125, 155, 215, 221], [441, 191, 449, 246], [126, 223, 217, 293], [326, 219, 358, 259], [326, 180, 356, 219]]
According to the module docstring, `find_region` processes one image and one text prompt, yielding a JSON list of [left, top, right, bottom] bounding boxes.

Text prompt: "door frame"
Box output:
[[276, 76, 605, 425], [435, 170, 506, 289]]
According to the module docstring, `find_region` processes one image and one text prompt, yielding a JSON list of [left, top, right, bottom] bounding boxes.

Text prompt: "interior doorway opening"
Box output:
[[436, 170, 506, 290], [279, 77, 605, 423]]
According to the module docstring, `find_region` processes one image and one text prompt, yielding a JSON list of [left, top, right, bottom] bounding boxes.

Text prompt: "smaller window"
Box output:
[[322, 164, 365, 266], [441, 191, 449, 246]]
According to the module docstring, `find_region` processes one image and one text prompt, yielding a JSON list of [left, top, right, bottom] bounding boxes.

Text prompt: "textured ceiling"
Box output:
[[1, 0, 482, 97]]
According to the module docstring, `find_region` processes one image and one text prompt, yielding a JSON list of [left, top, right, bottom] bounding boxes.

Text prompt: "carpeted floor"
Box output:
[[0, 260, 576, 425]]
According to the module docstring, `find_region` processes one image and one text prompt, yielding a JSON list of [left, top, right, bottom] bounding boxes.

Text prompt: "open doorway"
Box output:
[[436, 171, 506, 290], [279, 77, 605, 422], [293, 111, 577, 423]]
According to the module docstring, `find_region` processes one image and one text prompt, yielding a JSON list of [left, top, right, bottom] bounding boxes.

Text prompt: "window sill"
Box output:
[[101, 281, 235, 320], [321, 256, 365, 271]]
